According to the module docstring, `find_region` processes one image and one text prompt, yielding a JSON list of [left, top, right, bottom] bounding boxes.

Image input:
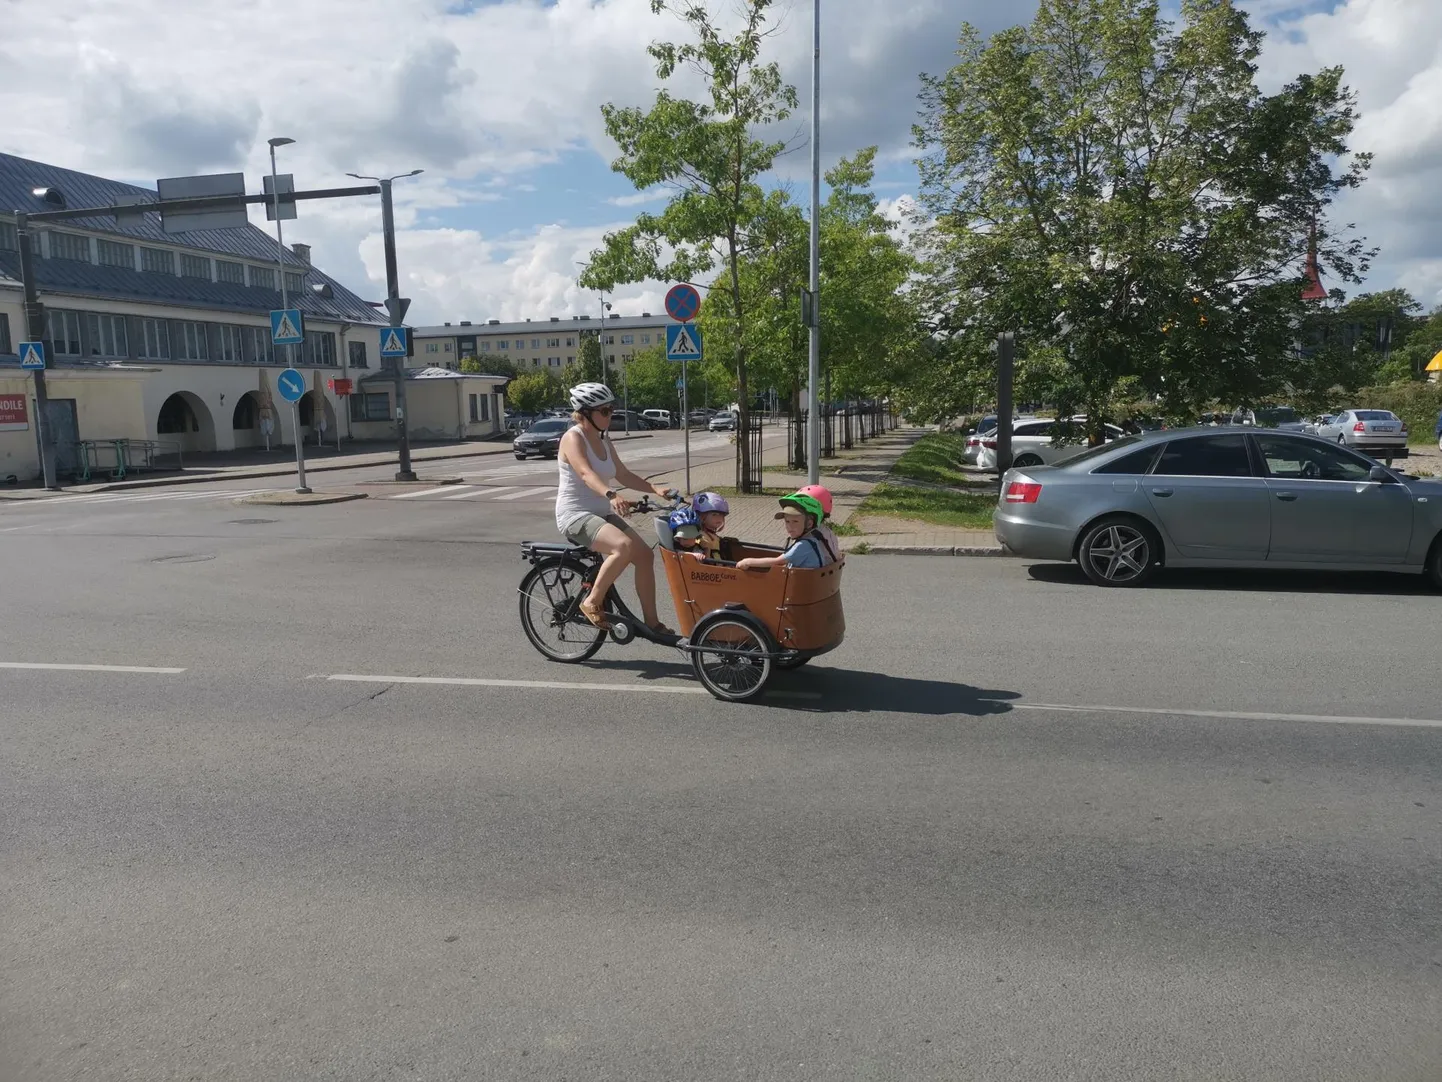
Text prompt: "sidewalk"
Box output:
[[0, 432, 656, 499], [638, 426, 1004, 556]]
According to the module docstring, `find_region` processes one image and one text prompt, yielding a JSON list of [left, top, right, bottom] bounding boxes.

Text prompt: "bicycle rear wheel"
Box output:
[[519, 558, 605, 662]]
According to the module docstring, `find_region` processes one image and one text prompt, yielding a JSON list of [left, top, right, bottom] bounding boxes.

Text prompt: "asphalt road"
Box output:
[[1, 469, 1440, 1081]]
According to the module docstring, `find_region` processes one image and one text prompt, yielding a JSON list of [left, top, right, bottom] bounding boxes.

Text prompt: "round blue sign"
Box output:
[[665, 283, 701, 323], [276, 369, 306, 404]]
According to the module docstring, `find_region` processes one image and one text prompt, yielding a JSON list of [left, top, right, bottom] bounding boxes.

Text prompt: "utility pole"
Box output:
[[268, 136, 309, 493], [350, 169, 423, 481], [14, 214, 59, 490], [805, 0, 822, 486], [996, 331, 1015, 483]]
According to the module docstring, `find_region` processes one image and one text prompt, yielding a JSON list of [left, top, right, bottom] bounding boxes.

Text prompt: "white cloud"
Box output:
[[608, 189, 671, 207]]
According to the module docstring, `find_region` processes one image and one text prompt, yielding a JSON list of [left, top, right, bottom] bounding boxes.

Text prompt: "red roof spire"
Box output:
[[1302, 216, 1327, 301]]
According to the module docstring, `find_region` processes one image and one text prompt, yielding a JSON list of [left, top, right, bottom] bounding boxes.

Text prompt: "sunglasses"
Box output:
[[590, 406, 613, 417]]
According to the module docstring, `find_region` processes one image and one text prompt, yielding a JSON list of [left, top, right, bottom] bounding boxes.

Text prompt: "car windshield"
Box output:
[[1055, 435, 1143, 467], [526, 419, 569, 434], [1353, 410, 1396, 421], [1255, 407, 1300, 425]]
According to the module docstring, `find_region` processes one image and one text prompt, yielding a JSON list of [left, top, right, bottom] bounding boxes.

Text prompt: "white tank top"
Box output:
[[555, 426, 617, 533]]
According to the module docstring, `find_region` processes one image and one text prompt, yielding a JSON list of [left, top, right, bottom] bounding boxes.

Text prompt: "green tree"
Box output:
[[507, 370, 563, 414], [577, 0, 798, 490], [914, 0, 1374, 438], [576, 332, 605, 384], [1288, 289, 1424, 407], [617, 346, 679, 413]]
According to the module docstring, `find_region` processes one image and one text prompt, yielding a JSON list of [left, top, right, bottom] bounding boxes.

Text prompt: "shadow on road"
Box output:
[[583, 657, 1018, 715], [1026, 561, 1434, 596]]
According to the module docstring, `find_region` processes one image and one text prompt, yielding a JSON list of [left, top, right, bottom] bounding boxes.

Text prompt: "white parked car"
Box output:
[[642, 409, 672, 429], [977, 417, 1125, 470], [1313, 409, 1408, 464]]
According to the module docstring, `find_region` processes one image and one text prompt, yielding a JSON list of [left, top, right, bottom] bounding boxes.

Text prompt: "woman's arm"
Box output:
[[560, 430, 630, 515]]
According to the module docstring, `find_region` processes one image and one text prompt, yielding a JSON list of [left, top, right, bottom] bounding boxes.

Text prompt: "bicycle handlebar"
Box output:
[[628, 492, 687, 516]]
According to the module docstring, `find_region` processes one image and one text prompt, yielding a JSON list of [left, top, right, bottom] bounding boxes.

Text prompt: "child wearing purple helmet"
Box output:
[[691, 491, 730, 561]]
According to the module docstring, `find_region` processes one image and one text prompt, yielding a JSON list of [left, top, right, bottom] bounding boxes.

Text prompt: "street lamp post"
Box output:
[[349, 169, 423, 481], [806, 0, 822, 486], [268, 136, 310, 494]]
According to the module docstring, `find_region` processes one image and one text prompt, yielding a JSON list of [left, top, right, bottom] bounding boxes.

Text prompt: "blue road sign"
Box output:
[[379, 326, 410, 357], [664, 283, 701, 322], [271, 308, 305, 345], [18, 342, 46, 370], [665, 323, 703, 362], [276, 368, 306, 404]]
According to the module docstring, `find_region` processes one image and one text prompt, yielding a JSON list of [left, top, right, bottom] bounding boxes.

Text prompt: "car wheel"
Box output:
[[1426, 537, 1442, 590], [515, 454, 527, 460], [1012, 453, 1044, 468], [1077, 515, 1162, 588]]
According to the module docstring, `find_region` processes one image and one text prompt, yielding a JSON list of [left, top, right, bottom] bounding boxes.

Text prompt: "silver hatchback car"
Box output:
[[994, 428, 1442, 587]]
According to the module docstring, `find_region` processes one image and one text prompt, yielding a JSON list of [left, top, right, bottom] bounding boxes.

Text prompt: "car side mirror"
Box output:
[[1368, 465, 1394, 483]]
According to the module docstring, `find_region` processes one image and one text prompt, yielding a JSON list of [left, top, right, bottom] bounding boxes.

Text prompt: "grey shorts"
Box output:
[[563, 512, 641, 548]]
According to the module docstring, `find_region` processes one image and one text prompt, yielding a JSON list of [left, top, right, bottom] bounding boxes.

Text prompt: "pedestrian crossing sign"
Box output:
[[665, 323, 702, 362], [379, 326, 411, 358], [270, 308, 305, 345]]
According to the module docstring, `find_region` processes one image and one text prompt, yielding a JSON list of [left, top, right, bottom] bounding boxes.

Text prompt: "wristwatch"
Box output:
[[605, 488, 617, 500]]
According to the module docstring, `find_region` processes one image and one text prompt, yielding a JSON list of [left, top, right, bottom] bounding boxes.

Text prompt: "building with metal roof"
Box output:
[[0, 153, 507, 482], [412, 311, 671, 374]]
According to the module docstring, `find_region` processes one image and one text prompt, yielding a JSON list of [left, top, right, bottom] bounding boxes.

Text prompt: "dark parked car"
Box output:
[[512, 418, 570, 459]]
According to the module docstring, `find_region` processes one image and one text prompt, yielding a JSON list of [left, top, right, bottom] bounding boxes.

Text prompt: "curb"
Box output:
[[237, 492, 369, 506], [848, 544, 1012, 557]]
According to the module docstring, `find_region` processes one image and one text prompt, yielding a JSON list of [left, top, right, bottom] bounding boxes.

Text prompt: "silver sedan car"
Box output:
[[994, 428, 1442, 587], [1313, 409, 1409, 463]]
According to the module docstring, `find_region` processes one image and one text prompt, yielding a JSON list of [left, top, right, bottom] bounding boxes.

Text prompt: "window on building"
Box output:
[[606, 335, 615, 344], [97, 239, 134, 268], [47, 310, 82, 355], [529, 338, 538, 349], [444, 342, 452, 352], [181, 253, 212, 279], [348, 340, 368, 369], [515, 339, 524, 349], [285, 272, 303, 294], [566, 355, 574, 365], [249, 266, 275, 290], [481, 341, 491, 351], [136, 318, 170, 360], [173, 321, 208, 361], [565, 337, 574, 347], [304, 330, 337, 366], [425, 342, 440, 354], [241, 326, 272, 365], [140, 247, 175, 274], [641, 333, 652, 344], [216, 260, 245, 285], [49, 231, 91, 262], [0, 312, 11, 354], [350, 391, 390, 422], [85, 313, 127, 357], [621, 334, 634, 345], [497, 341, 508, 350], [468, 393, 492, 422], [216, 325, 243, 362], [546, 337, 560, 348], [0, 220, 16, 251]]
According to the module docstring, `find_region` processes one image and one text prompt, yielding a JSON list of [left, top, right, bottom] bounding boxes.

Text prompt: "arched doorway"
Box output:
[[299, 390, 336, 446], [156, 391, 216, 455], [231, 391, 265, 449]]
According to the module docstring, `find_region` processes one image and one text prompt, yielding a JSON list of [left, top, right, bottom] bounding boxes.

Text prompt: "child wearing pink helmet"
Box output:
[[796, 484, 841, 557]]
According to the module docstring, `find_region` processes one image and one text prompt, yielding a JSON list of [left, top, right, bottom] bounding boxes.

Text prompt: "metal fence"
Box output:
[[739, 408, 764, 493]]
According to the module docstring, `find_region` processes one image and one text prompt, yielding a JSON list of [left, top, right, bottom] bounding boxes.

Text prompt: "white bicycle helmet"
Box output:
[[569, 382, 616, 411]]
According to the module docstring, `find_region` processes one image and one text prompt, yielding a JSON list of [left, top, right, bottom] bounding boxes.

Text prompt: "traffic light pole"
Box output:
[[14, 214, 59, 490], [379, 178, 415, 482]]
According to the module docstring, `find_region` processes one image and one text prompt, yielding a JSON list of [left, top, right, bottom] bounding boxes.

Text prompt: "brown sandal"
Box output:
[[579, 600, 612, 630]]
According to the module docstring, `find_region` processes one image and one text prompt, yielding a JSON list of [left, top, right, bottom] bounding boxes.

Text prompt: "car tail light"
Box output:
[[982, 439, 998, 449], [1004, 481, 1042, 504], [1353, 421, 1366, 432], [1402, 423, 1409, 434]]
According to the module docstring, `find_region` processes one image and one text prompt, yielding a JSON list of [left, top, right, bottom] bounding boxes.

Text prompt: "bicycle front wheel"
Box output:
[[518, 558, 605, 663]]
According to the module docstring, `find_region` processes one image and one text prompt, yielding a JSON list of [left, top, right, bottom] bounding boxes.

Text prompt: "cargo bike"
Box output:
[[518, 497, 845, 701]]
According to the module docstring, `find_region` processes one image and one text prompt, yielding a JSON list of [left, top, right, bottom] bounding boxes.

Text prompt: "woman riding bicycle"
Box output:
[[555, 382, 674, 635]]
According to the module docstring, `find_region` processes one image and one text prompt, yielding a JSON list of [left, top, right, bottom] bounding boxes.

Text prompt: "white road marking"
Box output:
[[1014, 701, 1442, 730], [494, 487, 554, 501], [0, 524, 42, 532], [442, 485, 496, 499], [0, 661, 187, 674], [327, 673, 709, 695], [391, 486, 464, 500]]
